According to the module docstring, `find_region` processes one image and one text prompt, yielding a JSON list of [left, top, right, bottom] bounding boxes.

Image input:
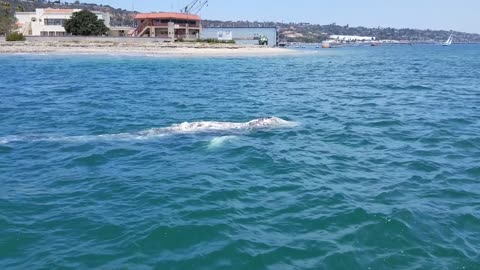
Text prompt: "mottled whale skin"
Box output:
[[144, 117, 296, 135]]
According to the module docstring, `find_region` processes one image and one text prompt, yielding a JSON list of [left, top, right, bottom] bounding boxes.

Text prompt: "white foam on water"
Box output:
[[208, 136, 239, 149], [0, 117, 297, 144], [0, 136, 23, 144]]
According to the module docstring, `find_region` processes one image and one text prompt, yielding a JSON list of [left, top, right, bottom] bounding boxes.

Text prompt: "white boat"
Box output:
[[443, 34, 453, 46]]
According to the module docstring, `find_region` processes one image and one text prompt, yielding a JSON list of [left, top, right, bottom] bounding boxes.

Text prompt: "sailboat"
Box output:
[[443, 34, 453, 46]]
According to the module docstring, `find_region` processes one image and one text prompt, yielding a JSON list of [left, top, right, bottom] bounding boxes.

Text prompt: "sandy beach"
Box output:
[[0, 40, 299, 57]]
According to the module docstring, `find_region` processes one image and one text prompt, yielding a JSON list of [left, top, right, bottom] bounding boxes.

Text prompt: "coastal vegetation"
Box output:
[[63, 10, 109, 36], [5, 31, 24, 41], [0, 1, 16, 35]]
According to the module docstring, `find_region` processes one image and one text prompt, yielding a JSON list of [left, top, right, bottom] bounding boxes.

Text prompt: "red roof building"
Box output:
[[133, 12, 201, 40], [134, 12, 201, 21]]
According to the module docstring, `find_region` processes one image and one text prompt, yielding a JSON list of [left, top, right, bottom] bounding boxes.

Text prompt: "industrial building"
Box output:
[[132, 12, 201, 40], [15, 8, 110, 37], [201, 27, 278, 46]]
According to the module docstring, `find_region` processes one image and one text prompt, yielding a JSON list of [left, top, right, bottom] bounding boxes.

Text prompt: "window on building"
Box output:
[[172, 20, 197, 25], [45, 19, 65, 26]]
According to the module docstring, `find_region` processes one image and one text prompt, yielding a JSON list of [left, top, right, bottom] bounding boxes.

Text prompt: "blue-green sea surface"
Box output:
[[1, 45, 479, 269]]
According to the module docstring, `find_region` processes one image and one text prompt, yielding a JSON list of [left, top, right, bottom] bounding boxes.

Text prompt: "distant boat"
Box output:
[[443, 34, 453, 46]]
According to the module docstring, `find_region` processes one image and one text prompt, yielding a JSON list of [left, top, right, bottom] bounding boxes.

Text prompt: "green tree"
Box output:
[[63, 10, 109, 36], [0, 2, 15, 35]]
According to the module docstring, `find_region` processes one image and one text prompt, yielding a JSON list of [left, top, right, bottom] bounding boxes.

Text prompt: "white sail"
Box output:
[[443, 34, 453, 46]]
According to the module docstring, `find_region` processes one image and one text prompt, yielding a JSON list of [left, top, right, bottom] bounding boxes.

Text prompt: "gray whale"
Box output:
[[0, 117, 297, 144]]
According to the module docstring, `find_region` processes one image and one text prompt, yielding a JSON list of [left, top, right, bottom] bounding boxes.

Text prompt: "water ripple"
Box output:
[[1, 46, 480, 269]]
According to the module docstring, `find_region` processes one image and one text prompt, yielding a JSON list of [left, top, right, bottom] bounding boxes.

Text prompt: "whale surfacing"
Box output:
[[0, 117, 297, 144], [246, 117, 294, 128], [140, 117, 296, 136]]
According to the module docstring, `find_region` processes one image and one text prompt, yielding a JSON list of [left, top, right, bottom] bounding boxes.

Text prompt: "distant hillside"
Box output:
[[4, 0, 480, 43], [203, 20, 480, 43]]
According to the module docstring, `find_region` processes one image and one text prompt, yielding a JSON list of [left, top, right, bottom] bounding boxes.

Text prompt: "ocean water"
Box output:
[[1, 45, 479, 269]]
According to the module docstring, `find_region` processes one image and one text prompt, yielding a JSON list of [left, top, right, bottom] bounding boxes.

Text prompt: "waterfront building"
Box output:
[[201, 27, 278, 46], [15, 8, 110, 37], [133, 12, 201, 40]]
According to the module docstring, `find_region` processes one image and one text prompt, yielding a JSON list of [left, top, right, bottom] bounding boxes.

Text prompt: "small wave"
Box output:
[[385, 84, 433, 91], [368, 120, 403, 127], [0, 117, 297, 144]]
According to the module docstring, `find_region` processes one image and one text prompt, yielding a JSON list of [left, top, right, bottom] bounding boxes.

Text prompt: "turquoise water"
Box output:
[[1, 45, 479, 269]]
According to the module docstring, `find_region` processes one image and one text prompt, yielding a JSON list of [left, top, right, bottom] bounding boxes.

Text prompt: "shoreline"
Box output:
[[0, 40, 302, 57]]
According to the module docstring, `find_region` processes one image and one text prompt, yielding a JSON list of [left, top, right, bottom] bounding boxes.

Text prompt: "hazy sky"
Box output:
[[79, 0, 480, 33]]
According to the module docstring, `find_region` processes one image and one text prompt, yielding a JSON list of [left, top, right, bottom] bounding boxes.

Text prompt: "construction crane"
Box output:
[[181, 0, 208, 14]]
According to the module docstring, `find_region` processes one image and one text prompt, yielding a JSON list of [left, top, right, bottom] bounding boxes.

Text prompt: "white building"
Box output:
[[15, 8, 110, 36], [329, 35, 376, 42]]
